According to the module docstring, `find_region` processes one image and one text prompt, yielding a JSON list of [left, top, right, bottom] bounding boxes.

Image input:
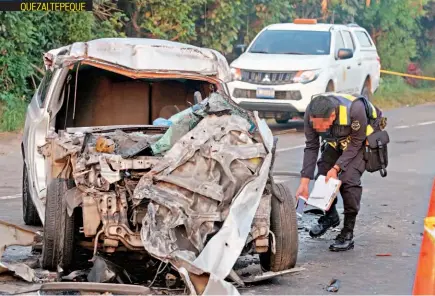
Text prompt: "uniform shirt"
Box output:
[[300, 99, 368, 179]]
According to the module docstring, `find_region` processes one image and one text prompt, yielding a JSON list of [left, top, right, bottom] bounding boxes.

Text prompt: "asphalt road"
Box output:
[[0, 103, 434, 294]]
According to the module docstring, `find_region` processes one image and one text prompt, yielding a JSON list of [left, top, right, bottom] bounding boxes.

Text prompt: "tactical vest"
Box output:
[[322, 93, 380, 150]]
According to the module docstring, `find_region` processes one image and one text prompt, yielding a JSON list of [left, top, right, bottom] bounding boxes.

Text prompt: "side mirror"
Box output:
[[337, 48, 353, 60], [235, 44, 247, 56]]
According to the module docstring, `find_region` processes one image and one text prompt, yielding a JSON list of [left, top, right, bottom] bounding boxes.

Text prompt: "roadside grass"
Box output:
[[0, 100, 27, 132], [372, 76, 435, 110]]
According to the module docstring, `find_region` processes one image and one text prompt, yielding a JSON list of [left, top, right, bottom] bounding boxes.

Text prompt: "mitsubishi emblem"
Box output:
[[262, 74, 271, 83]]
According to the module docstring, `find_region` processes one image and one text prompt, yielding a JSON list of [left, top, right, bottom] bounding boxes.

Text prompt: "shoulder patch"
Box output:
[[351, 120, 361, 131]]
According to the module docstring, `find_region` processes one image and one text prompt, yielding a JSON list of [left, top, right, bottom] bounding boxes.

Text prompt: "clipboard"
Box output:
[[306, 175, 341, 211]]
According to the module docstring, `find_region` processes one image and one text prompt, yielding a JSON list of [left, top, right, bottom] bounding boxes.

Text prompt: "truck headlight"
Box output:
[[230, 67, 242, 81], [293, 70, 321, 84]]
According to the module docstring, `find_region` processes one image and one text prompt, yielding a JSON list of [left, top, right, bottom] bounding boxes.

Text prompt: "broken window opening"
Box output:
[[54, 65, 216, 132]]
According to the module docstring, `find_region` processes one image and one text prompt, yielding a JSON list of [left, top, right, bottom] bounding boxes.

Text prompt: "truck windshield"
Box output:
[[248, 30, 331, 55]]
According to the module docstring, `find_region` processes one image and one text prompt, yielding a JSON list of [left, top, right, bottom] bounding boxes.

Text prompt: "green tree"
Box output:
[[355, 0, 428, 71]]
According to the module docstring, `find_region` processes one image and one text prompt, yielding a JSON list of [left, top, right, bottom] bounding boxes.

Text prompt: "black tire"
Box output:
[[22, 164, 42, 226], [326, 81, 334, 92], [275, 119, 289, 124], [260, 183, 298, 272], [362, 80, 372, 100], [41, 178, 76, 271]]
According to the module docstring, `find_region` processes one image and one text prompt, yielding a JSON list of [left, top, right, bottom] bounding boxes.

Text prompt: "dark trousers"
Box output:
[[316, 144, 366, 216]]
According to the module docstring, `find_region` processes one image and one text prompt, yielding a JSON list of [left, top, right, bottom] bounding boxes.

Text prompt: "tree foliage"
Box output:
[[0, 0, 434, 131]]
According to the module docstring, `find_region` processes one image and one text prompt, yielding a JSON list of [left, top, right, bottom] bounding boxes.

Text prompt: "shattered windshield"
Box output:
[[248, 30, 331, 55]]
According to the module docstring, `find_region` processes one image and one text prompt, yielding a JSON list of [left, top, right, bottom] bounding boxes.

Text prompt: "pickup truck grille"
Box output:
[[233, 88, 302, 100], [241, 70, 297, 85]]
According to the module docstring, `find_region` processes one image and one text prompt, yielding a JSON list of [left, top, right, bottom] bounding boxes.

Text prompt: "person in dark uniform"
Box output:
[[295, 93, 381, 252]]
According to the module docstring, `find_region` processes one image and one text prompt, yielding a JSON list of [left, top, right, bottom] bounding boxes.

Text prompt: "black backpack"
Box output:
[[356, 96, 390, 178]]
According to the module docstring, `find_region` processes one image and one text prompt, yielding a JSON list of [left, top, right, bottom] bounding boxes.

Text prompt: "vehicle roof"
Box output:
[[44, 38, 231, 82], [265, 22, 363, 32]]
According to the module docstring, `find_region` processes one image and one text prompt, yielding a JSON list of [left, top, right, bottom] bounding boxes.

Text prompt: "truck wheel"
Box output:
[[362, 80, 372, 100], [22, 164, 41, 226], [41, 178, 76, 271], [260, 183, 298, 272], [326, 81, 334, 92]]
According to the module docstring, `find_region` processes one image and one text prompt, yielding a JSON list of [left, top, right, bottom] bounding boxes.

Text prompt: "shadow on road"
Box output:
[[266, 119, 305, 133]]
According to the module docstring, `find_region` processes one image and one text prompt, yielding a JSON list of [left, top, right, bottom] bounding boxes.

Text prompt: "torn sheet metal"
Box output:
[[240, 267, 305, 283], [0, 262, 36, 282], [0, 220, 40, 283], [38, 89, 281, 294], [150, 92, 255, 155], [191, 154, 271, 278], [134, 112, 273, 294], [136, 115, 265, 261], [0, 220, 41, 258], [45, 38, 232, 82]]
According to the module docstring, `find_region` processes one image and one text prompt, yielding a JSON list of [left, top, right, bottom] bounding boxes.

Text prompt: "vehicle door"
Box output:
[[332, 30, 348, 92], [341, 30, 362, 94], [23, 68, 62, 220], [354, 30, 380, 93]]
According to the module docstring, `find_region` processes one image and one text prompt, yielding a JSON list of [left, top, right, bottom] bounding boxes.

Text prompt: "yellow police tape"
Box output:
[[381, 69, 435, 81]]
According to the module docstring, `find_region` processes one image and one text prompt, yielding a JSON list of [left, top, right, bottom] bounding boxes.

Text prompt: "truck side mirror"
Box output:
[[235, 44, 247, 56]]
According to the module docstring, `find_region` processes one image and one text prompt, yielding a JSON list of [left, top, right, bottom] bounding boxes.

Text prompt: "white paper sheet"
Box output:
[[307, 175, 341, 211]]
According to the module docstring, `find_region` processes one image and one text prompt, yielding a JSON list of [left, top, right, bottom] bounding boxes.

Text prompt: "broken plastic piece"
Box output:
[[96, 137, 115, 153], [120, 138, 152, 158], [153, 118, 173, 127], [62, 269, 89, 281], [88, 256, 119, 283], [326, 278, 340, 292], [0, 262, 37, 282], [194, 91, 203, 104], [376, 253, 392, 257]]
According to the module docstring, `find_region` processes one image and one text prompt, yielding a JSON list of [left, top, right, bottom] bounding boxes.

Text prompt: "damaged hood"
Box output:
[[44, 38, 232, 82]]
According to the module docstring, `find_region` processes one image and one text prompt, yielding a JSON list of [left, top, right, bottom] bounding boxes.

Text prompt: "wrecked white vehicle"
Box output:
[[21, 38, 298, 292]]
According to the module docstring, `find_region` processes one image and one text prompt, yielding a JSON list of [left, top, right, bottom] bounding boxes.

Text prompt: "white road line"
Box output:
[[274, 120, 435, 152], [417, 120, 435, 126], [276, 144, 305, 153], [394, 121, 435, 129], [0, 194, 20, 200]]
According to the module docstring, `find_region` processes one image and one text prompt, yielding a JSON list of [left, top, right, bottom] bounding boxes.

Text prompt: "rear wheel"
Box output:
[[41, 178, 76, 271], [326, 81, 334, 92], [22, 164, 41, 226], [260, 183, 298, 272], [361, 79, 372, 100]]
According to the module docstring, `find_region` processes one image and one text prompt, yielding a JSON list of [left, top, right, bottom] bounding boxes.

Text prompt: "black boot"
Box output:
[[309, 206, 340, 238], [329, 215, 356, 252]]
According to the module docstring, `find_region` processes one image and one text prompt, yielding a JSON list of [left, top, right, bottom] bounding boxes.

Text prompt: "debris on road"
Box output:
[[62, 269, 89, 281], [39, 282, 152, 295], [0, 262, 36, 282], [387, 225, 395, 229], [17, 38, 304, 294], [376, 253, 392, 257], [326, 279, 340, 292], [401, 252, 411, 257], [272, 128, 297, 136], [0, 220, 42, 258]]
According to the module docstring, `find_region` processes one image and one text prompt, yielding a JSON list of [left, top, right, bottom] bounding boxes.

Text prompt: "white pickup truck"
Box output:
[[228, 19, 381, 123]]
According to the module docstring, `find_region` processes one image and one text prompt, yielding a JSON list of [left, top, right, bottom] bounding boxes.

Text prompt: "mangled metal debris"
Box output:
[[33, 92, 299, 294]]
